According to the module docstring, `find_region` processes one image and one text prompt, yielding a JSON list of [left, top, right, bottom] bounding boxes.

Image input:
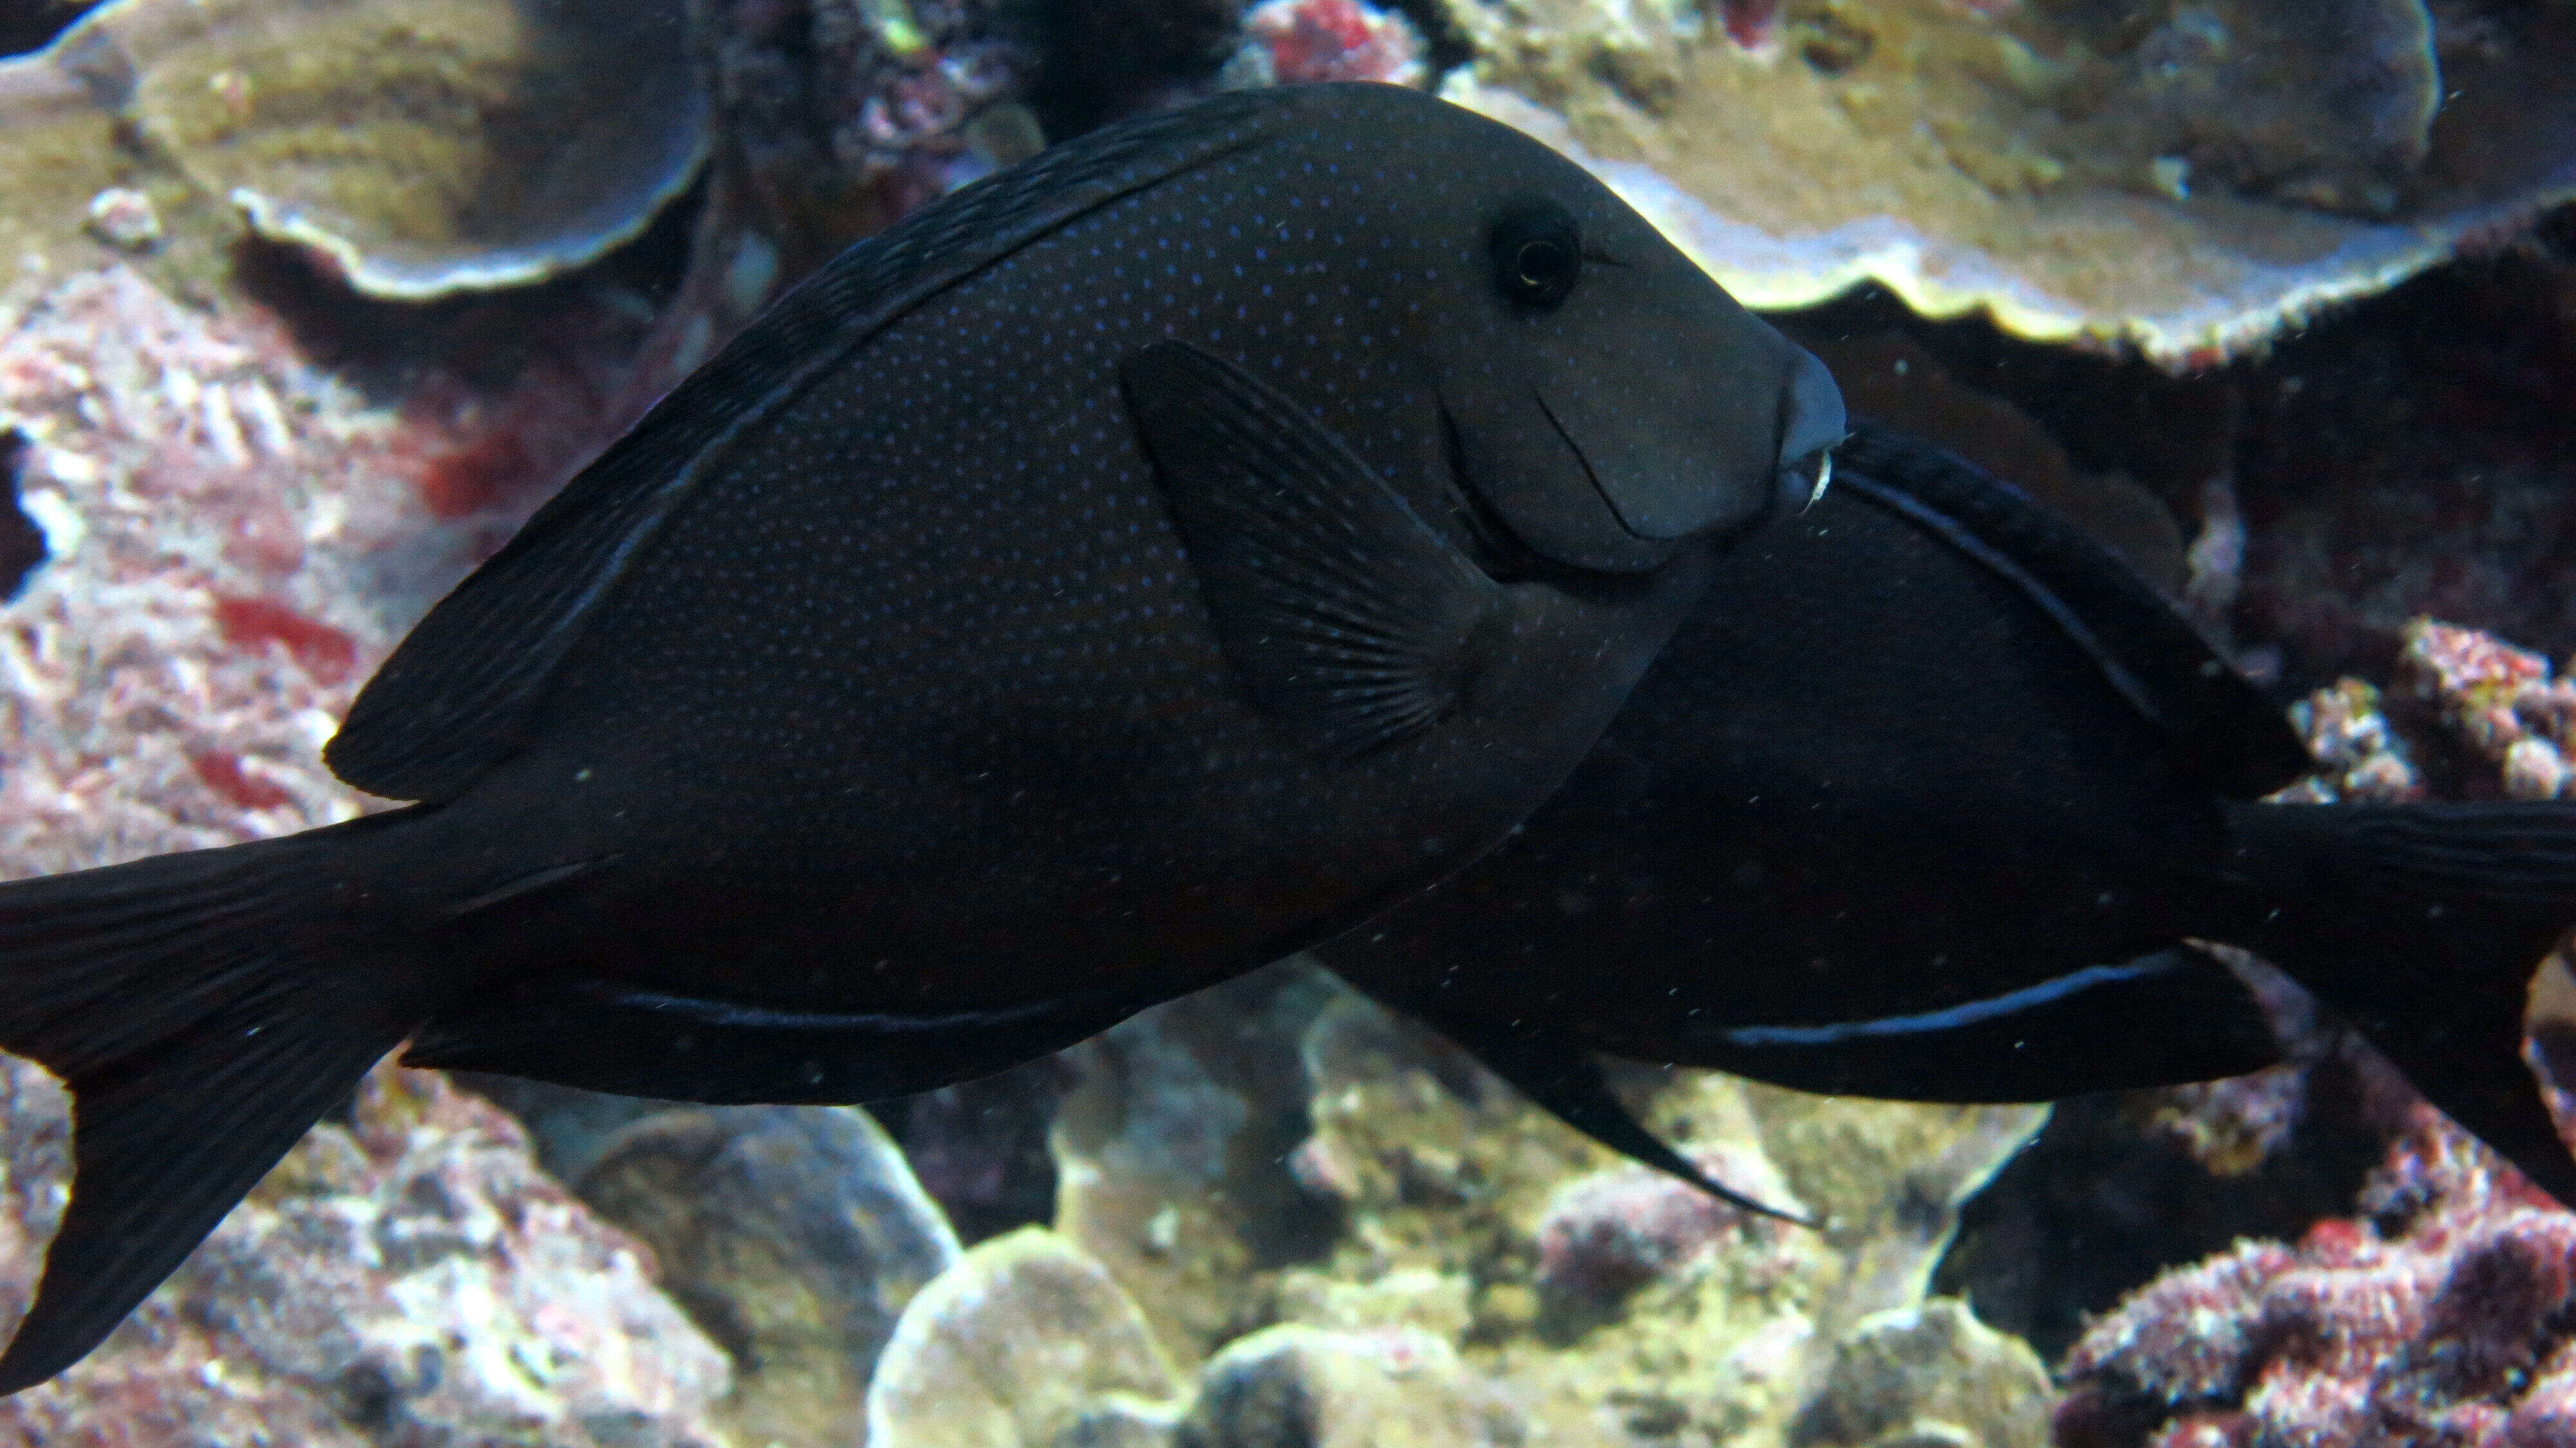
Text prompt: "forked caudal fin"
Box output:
[[2224, 799, 2576, 1208], [0, 815, 447, 1393]]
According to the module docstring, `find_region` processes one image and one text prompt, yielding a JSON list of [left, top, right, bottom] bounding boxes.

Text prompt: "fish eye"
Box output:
[[1489, 199, 1582, 309]]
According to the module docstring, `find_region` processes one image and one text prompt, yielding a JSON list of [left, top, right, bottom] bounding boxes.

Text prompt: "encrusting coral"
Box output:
[[0, 0, 709, 303], [1436, 1, 2576, 364]]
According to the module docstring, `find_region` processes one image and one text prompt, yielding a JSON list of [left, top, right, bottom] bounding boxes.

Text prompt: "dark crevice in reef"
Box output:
[[1774, 208, 2576, 695], [231, 174, 701, 400], [1381, 0, 1473, 74], [0, 432, 50, 603], [866, 1057, 1071, 1246], [1931, 1066, 2385, 1363], [1021, 0, 1247, 138]]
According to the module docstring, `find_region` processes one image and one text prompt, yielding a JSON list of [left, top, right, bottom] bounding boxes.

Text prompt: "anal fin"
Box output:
[[1332, 971, 1814, 1226]]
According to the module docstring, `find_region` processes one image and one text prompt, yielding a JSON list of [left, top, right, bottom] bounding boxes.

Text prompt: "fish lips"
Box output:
[[1444, 312, 1846, 574], [1774, 349, 1848, 515]]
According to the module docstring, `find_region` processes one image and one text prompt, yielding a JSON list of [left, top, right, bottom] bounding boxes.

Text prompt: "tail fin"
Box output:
[[0, 817, 446, 1392], [2224, 800, 2576, 1206]]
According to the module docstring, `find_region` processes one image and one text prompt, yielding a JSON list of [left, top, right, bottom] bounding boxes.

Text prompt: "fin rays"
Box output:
[[1121, 339, 1509, 763]]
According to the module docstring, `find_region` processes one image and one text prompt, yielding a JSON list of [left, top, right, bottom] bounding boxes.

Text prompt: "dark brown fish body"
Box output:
[[0, 82, 1842, 1389]]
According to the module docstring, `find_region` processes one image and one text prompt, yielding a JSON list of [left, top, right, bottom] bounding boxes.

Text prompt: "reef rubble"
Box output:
[[0, 1056, 732, 1448], [1032, 963, 2056, 1448], [2056, 1096, 2576, 1448]]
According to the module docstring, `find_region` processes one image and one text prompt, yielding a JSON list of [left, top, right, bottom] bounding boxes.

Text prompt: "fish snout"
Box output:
[[1774, 348, 1846, 517]]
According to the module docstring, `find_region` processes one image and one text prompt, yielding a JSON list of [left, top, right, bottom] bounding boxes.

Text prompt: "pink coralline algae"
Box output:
[[2400, 618, 2576, 800], [2275, 676, 2426, 805], [0, 264, 633, 879], [2056, 1100, 2576, 1448], [1233, 0, 1428, 88], [1533, 1143, 1801, 1307]]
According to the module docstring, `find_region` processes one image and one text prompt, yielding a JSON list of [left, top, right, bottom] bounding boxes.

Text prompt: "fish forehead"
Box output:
[[757, 95, 1664, 548], [925, 84, 1646, 371], [939, 97, 1674, 479]]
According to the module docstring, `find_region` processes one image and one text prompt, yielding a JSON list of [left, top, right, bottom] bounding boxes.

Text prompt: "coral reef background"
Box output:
[[4, 0, 2576, 1444]]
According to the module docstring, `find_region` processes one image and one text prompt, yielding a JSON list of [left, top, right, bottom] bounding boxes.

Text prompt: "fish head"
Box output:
[[1414, 119, 1845, 571]]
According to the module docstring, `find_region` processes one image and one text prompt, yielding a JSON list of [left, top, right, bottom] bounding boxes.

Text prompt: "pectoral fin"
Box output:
[[1122, 340, 1508, 762]]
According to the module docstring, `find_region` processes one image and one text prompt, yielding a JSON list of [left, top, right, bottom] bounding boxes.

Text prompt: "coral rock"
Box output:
[[0, 263, 634, 880], [883, 1058, 1072, 1245], [0, 0, 709, 300], [2058, 1105, 2576, 1448], [575, 1103, 963, 1448], [1052, 966, 1345, 1365], [864, 1226, 1187, 1448], [2278, 677, 2424, 804], [1794, 1299, 2053, 1448], [1053, 962, 2048, 1447], [1183, 1324, 1520, 1448], [1533, 1143, 1799, 1310], [2061, 1240, 2296, 1411], [2401, 616, 2576, 798], [1227, 0, 1427, 89], [614, 0, 1036, 439]]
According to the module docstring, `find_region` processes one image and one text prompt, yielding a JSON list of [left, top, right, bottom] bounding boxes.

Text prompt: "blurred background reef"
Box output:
[[5, 0, 2576, 1443]]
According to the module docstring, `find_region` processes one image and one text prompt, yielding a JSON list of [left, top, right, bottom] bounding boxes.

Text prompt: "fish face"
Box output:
[[1413, 128, 1844, 571]]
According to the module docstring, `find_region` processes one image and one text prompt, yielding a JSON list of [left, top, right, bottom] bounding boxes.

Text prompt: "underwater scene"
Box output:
[[3, 0, 2576, 1444]]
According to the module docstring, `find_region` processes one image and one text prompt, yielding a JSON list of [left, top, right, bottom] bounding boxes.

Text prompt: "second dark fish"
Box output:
[[1323, 420, 2576, 1214]]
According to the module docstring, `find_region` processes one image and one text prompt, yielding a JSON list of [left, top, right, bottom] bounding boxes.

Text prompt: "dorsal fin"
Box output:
[[325, 92, 1278, 803], [1832, 420, 2312, 799]]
